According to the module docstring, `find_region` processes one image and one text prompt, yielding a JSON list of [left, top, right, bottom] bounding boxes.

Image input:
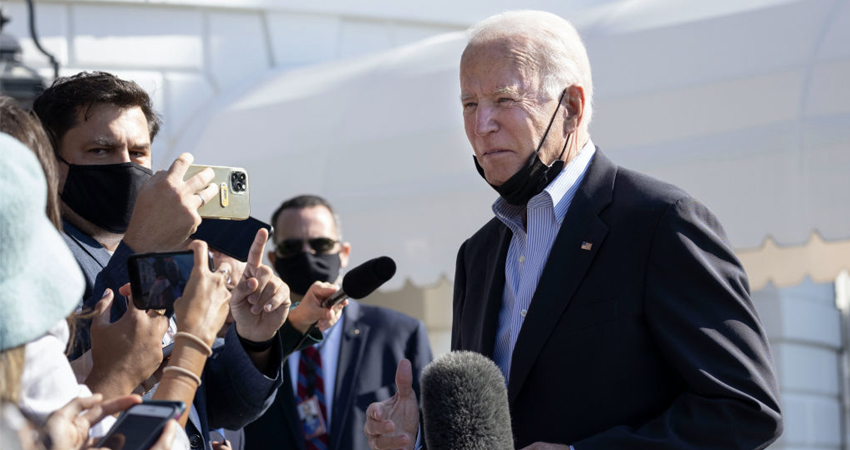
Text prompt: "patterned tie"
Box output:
[[298, 346, 330, 450]]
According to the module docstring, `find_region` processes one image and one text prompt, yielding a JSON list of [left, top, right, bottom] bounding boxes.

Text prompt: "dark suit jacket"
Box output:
[[62, 221, 284, 450], [244, 299, 432, 450], [453, 150, 782, 449]]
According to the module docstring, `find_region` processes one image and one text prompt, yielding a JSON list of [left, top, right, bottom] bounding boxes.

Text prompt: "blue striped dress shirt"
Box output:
[[491, 140, 596, 384]]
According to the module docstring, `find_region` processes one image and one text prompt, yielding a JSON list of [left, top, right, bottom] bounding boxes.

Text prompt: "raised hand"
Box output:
[[288, 281, 347, 334], [231, 228, 292, 342], [42, 394, 142, 450], [172, 239, 232, 346], [86, 288, 169, 400], [364, 359, 419, 450], [123, 153, 218, 253]]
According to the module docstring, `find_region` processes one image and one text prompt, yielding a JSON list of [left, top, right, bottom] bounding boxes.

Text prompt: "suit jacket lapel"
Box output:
[[507, 149, 616, 404], [479, 224, 511, 358], [331, 301, 369, 450]]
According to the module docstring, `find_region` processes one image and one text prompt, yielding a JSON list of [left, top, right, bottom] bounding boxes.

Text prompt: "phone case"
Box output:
[[184, 165, 250, 220], [95, 401, 185, 450]]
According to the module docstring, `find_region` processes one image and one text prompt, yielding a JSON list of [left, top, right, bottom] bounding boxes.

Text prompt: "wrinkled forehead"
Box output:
[[460, 37, 542, 90]]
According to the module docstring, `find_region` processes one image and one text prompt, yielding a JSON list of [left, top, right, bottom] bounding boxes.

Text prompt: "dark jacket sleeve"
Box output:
[[203, 325, 284, 430], [451, 240, 468, 352], [575, 197, 783, 449]]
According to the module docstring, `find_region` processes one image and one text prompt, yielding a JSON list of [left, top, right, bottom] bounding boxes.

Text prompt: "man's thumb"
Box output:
[[93, 289, 114, 326], [395, 359, 413, 397]]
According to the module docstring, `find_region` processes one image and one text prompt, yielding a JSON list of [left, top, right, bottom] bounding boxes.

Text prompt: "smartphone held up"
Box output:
[[183, 165, 250, 220], [127, 250, 213, 313], [95, 401, 185, 450]]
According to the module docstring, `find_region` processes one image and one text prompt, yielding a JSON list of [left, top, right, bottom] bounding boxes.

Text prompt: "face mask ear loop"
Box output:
[[534, 88, 568, 156], [555, 132, 572, 166], [55, 153, 71, 166]]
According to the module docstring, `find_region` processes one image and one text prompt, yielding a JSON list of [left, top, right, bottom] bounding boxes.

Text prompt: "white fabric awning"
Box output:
[[173, 0, 850, 289]]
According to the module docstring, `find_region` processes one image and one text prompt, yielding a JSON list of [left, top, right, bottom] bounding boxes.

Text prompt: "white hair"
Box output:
[[466, 10, 594, 131]]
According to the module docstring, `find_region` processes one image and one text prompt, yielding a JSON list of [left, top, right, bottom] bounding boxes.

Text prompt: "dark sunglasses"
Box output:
[[275, 237, 339, 258]]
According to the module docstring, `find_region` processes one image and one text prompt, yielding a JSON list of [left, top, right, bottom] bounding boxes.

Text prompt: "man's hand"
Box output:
[[231, 229, 292, 342], [42, 394, 141, 450], [86, 288, 169, 400], [173, 240, 233, 346], [519, 444, 572, 450], [123, 153, 218, 253], [364, 359, 419, 450], [288, 282, 347, 334]]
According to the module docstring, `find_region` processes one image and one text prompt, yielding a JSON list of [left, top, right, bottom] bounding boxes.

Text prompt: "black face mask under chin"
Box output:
[[474, 89, 570, 206], [274, 252, 342, 296], [58, 157, 153, 234]]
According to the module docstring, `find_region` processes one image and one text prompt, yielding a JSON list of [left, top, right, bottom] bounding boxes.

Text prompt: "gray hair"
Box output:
[[466, 10, 593, 132]]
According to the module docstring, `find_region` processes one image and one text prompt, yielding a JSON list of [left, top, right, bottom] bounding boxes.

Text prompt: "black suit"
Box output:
[[453, 149, 782, 449], [244, 300, 432, 450]]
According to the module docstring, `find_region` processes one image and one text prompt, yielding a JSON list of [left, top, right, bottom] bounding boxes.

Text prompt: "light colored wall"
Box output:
[[753, 279, 843, 450], [1, 0, 463, 169]]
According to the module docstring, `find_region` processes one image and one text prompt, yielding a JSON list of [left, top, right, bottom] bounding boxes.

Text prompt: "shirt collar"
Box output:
[[493, 138, 596, 227]]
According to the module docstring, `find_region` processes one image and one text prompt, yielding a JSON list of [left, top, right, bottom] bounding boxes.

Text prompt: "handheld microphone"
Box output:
[[294, 256, 396, 348], [321, 256, 396, 307], [421, 351, 514, 450]]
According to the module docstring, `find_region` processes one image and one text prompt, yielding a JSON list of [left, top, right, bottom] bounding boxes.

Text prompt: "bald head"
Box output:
[[464, 10, 593, 132]]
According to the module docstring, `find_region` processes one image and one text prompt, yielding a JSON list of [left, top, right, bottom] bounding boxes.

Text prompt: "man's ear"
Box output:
[[339, 242, 351, 269], [267, 251, 276, 265], [562, 85, 585, 136]]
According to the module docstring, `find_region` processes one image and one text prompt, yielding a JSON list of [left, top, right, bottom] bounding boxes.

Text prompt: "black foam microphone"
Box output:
[[421, 351, 514, 450], [293, 256, 396, 349], [321, 256, 397, 307]]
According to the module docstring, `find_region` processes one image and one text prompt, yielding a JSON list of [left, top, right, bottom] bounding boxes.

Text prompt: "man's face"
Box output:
[[56, 103, 151, 192], [268, 205, 351, 270], [460, 40, 564, 186]]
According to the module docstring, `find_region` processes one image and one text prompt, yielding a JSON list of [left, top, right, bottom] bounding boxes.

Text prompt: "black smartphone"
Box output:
[[95, 401, 185, 450], [127, 250, 213, 312], [191, 216, 272, 262]]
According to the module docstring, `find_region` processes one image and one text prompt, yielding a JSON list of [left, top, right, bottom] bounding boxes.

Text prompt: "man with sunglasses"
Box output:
[[243, 194, 432, 450]]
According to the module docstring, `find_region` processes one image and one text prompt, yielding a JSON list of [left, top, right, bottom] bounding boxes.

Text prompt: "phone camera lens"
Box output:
[[238, 173, 246, 182]]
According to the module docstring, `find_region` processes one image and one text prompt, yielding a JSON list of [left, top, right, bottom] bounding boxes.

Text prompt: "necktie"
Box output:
[[298, 346, 330, 450]]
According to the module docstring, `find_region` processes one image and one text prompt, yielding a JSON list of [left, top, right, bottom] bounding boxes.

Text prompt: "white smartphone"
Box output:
[[95, 401, 185, 450]]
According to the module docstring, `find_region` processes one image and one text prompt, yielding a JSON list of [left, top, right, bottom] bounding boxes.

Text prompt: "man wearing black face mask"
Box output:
[[243, 194, 432, 450], [34, 71, 296, 450], [365, 10, 781, 450]]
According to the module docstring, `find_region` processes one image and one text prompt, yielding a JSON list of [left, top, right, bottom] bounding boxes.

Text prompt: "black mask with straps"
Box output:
[[474, 88, 571, 206], [274, 251, 342, 297], [57, 155, 153, 233]]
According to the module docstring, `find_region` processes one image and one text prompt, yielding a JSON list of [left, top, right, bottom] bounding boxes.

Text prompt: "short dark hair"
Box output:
[[32, 71, 162, 152], [0, 96, 61, 229], [270, 194, 343, 240]]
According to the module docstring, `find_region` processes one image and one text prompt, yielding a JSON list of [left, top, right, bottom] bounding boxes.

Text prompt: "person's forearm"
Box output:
[[152, 341, 208, 428], [84, 367, 137, 402]]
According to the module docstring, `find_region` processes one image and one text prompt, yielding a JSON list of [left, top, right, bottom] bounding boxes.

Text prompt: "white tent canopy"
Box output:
[[172, 0, 850, 290]]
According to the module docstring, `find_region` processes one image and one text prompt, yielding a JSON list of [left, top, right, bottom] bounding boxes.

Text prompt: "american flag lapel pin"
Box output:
[[581, 241, 593, 251]]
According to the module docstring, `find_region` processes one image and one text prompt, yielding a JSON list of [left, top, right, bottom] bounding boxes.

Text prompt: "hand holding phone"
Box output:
[[170, 240, 233, 347], [127, 250, 212, 313], [183, 165, 250, 220], [123, 153, 217, 254], [95, 401, 185, 450]]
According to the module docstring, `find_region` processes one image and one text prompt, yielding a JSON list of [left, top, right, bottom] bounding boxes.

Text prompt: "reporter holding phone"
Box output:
[[32, 72, 290, 450]]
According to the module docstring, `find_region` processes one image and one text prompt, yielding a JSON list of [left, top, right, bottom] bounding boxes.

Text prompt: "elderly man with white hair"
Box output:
[[364, 10, 782, 450]]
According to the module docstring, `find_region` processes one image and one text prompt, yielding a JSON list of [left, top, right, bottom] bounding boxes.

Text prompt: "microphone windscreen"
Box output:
[[341, 256, 396, 299], [421, 351, 514, 450]]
